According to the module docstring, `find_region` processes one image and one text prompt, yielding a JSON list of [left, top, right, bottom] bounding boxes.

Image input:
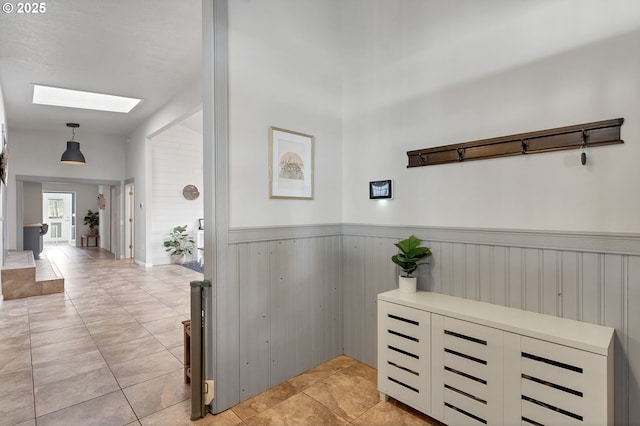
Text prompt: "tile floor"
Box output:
[[0, 244, 443, 426]]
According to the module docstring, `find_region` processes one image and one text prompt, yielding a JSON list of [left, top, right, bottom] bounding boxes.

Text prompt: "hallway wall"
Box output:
[[0, 85, 6, 261], [149, 120, 203, 265], [205, 2, 640, 422], [126, 79, 202, 266], [7, 128, 125, 250], [230, 231, 343, 401], [228, 0, 343, 228], [341, 225, 640, 425], [341, 1, 640, 234]]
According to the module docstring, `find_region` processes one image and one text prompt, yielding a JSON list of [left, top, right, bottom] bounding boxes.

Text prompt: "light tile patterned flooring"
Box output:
[[0, 244, 442, 426]]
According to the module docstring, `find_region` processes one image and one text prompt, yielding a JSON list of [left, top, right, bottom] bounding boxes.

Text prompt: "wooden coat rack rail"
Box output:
[[407, 118, 624, 168]]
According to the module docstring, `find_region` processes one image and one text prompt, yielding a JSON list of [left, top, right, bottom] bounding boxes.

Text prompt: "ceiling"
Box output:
[[0, 0, 201, 137], [3, 1, 640, 140]]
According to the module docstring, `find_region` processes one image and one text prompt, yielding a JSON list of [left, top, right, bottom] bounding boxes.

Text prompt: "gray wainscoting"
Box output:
[[342, 223, 640, 426], [230, 231, 343, 403], [226, 223, 640, 424]]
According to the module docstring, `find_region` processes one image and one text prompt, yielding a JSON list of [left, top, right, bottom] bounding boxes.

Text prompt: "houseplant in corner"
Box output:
[[163, 225, 195, 264], [83, 209, 99, 235], [391, 235, 432, 293]]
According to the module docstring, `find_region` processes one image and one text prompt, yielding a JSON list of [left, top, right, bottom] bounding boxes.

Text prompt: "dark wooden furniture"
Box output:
[[182, 319, 191, 384], [81, 234, 99, 247]]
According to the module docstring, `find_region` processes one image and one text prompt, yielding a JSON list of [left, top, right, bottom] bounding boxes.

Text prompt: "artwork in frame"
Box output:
[[269, 126, 314, 199], [0, 124, 7, 185]]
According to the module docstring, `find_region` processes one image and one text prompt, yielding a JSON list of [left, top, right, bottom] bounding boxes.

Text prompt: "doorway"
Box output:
[[124, 182, 134, 259], [42, 192, 75, 245]]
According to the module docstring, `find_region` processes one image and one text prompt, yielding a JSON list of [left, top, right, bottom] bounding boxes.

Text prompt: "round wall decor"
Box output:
[[182, 184, 200, 200]]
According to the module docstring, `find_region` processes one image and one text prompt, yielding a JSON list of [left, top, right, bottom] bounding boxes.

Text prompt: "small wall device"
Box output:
[[369, 179, 393, 199]]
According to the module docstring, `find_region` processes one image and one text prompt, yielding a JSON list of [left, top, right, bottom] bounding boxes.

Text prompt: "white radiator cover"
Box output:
[[377, 290, 614, 426]]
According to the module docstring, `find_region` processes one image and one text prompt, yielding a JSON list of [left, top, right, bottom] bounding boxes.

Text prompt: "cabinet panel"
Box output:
[[521, 356, 583, 394], [520, 336, 612, 426], [377, 290, 613, 425], [521, 377, 583, 418], [377, 300, 430, 413], [444, 386, 488, 423], [439, 316, 503, 426], [522, 398, 583, 426], [444, 404, 488, 426]]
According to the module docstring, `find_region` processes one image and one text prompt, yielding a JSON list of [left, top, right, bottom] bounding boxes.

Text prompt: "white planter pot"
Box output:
[[398, 276, 417, 293], [171, 254, 186, 265]]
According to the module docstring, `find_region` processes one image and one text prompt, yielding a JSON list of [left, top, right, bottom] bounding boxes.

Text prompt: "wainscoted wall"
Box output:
[[342, 224, 640, 426], [226, 224, 639, 424], [229, 227, 343, 403]]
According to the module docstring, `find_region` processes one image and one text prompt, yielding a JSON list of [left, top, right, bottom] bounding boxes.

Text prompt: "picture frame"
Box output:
[[269, 126, 314, 199], [369, 179, 393, 199], [0, 124, 7, 186]]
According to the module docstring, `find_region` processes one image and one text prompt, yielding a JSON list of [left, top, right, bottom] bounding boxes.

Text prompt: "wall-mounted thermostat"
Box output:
[[369, 179, 393, 199]]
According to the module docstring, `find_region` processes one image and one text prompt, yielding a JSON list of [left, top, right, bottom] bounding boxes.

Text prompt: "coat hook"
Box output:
[[419, 153, 427, 166], [457, 148, 465, 162], [521, 139, 528, 154]]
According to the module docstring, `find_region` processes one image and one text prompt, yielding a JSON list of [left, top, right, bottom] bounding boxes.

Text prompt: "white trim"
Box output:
[[342, 223, 640, 256], [134, 259, 152, 268], [226, 223, 640, 256]]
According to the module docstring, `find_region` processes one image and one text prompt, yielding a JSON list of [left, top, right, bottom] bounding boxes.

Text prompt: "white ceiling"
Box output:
[[0, 0, 201, 136], [3, 0, 640, 140]]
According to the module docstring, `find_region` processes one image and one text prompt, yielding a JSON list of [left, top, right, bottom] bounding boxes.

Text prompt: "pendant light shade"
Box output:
[[61, 123, 86, 165], [61, 141, 86, 164]]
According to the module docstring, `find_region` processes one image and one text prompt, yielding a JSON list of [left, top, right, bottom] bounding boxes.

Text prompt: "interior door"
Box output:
[[125, 183, 134, 259]]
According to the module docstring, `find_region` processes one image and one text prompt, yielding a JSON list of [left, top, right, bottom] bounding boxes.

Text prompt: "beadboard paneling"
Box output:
[[235, 235, 342, 401], [340, 224, 640, 425], [225, 223, 639, 424]]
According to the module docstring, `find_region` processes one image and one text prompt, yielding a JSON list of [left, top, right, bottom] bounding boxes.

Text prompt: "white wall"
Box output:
[[126, 78, 201, 266], [7, 128, 126, 249], [98, 185, 111, 250], [228, 0, 343, 228], [9, 128, 126, 182], [341, 0, 640, 233], [22, 182, 42, 225], [150, 121, 203, 265], [0, 85, 7, 262]]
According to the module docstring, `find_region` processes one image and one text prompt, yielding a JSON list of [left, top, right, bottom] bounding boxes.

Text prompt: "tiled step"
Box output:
[[1, 251, 64, 300], [35, 258, 65, 295]]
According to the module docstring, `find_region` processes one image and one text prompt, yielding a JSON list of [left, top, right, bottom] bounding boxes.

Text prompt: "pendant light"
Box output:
[[60, 123, 86, 165]]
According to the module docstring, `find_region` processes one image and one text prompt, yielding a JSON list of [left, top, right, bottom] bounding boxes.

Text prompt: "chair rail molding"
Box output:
[[341, 223, 640, 256]]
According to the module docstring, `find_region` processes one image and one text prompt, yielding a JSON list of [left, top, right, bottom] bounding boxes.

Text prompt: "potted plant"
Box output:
[[391, 235, 432, 293], [163, 225, 195, 264], [83, 209, 99, 235]]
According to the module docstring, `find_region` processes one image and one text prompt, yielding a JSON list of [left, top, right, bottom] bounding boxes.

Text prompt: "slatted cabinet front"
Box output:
[[517, 337, 610, 426], [377, 300, 431, 413], [431, 315, 503, 425], [377, 291, 614, 426]]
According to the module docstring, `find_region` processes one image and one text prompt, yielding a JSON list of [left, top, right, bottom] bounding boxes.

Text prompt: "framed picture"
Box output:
[[369, 179, 393, 199], [0, 125, 7, 186], [269, 126, 314, 199]]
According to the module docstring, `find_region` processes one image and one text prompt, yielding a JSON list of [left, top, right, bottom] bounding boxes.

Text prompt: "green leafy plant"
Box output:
[[83, 209, 99, 232], [163, 225, 195, 256], [391, 235, 432, 277]]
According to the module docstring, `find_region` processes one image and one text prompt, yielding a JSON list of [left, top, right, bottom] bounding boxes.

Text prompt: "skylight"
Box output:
[[32, 85, 141, 113]]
